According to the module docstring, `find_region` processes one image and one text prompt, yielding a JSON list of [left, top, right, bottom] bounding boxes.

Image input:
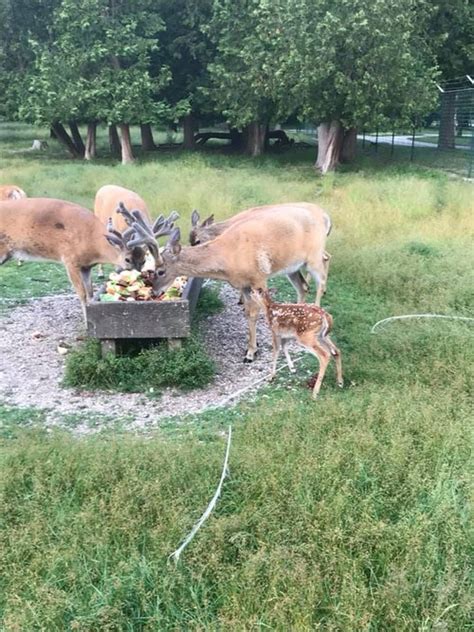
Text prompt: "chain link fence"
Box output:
[[360, 77, 474, 178], [290, 76, 474, 178]]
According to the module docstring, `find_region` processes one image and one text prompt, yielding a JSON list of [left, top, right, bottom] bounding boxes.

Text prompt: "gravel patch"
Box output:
[[0, 284, 297, 433]]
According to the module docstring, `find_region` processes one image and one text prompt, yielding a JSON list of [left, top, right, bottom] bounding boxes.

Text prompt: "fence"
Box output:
[[294, 76, 474, 178], [360, 77, 474, 178]]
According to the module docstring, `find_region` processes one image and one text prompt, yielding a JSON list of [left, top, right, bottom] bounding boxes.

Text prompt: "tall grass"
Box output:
[[0, 121, 473, 630]]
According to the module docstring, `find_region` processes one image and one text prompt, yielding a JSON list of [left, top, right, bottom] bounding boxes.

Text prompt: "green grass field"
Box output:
[[1, 122, 473, 630]]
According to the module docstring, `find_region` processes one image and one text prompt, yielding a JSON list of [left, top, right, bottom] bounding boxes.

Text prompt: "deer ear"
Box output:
[[191, 209, 200, 226], [167, 227, 181, 255], [201, 214, 214, 227]]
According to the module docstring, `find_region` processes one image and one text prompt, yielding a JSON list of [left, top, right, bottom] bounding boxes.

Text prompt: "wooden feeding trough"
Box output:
[[86, 277, 203, 356]]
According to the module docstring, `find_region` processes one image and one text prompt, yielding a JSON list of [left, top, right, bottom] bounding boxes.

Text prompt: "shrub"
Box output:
[[64, 336, 215, 392]]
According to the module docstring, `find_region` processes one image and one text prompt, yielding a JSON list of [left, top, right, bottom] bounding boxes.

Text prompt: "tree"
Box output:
[[428, 0, 474, 148], [0, 0, 61, 119], [20, 0, 170, 162], [206, 0, 295, 156], [281, 0, 437, 172], [153, 0, 214, 150]]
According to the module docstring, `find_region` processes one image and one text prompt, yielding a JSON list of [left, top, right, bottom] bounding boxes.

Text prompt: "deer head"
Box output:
[[116, 203, 179, 271], [189, 209, 215, 246], [149, 227, 183, 296]]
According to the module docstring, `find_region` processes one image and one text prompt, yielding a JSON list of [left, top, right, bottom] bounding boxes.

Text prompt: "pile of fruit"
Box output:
[[99, 269, 187, 302]]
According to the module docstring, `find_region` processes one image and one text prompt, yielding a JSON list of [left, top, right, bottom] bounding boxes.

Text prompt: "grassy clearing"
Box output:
[[1, 121, 473, 630]]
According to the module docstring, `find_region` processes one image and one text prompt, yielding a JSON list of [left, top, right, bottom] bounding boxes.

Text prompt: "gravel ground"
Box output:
[[0, 284, 299, 433]]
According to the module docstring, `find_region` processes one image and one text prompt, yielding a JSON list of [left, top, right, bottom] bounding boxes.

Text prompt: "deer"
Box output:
[[125, 204, 331, 362], [94, 184, 154, 276], [0, 185, 27, 200], [190, 203, 332, 303], [250, 288, 343, 398], [0, 197, 145, 321]]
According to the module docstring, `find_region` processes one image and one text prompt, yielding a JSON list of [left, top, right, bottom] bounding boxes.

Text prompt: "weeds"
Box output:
[[64, 336, 215, 392]]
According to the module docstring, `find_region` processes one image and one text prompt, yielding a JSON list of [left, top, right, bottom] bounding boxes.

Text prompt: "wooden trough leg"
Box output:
[[101, 339, 117, 357]]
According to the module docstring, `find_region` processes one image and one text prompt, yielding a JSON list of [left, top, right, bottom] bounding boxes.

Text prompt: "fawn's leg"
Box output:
[[320, 334, 343, 388], [97, 264, 104, 279], [282, 339, 296, 373], [298, 331, 330, 398], [270, 332, 281, 378]]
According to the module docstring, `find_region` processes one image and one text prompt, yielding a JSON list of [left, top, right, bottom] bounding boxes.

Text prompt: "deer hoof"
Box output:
[[338, 380, 344, 388], [243, 354, 255, 363]]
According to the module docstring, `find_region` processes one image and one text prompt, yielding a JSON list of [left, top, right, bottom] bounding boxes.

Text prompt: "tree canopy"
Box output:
[[0, 0, 470, 168]]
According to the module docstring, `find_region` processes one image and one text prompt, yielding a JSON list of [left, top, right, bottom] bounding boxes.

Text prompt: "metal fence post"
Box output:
[[468, 130, 474, 178]]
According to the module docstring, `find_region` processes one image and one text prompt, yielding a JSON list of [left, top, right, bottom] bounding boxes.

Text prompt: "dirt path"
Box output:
[[0, 285, 286, 433]]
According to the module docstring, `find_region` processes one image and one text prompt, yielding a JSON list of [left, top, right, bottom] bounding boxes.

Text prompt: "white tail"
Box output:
[[130, 204, 332, 361], [0, 185, 27, 200], [0, 197, 138, 320], [190, 202, 332, 303], [251, 288, 343, 398]]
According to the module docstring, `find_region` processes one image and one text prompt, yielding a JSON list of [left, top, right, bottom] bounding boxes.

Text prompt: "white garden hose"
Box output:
[[371, 313, 474, 334]]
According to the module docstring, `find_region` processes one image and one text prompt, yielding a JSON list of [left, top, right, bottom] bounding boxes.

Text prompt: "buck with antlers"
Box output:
[[0, 197, 141, 320], [190, 203, 332, 304], [94, 184, 153, 275], [125, 204, 330, 361], [0, 185, 27, 200], [251, 288, 343, 398]]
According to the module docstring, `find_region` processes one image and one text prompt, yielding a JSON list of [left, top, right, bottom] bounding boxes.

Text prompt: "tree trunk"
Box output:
[[438, 91, 455, 150], [108, 124, 121, 157], [264, 123, 270, 150], [315, 121, 344, 173], [182, 113, 196, 150], [84, 122, 97, 160], [229, 127, 243, 149], [140, 123, 156, 151], [118, 123, 134, 164], [341, 127, 357, 163], [244, 121, 267, 156], [68, 121, 85, 156], [51, 122, 81, 158]]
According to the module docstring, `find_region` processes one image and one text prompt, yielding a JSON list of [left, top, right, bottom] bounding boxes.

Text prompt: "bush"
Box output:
[[64, 336, 215, 392]]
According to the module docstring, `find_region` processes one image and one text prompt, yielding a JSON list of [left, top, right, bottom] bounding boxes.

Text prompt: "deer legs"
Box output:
[[65, 263, 92, 323], [270, 335, 296, 378], [287, 271, 309, 302], [307, 252, 330, 306], [298, 331, 343, 398], [268, 330, 343, 398], [242, 289, 262, 362]]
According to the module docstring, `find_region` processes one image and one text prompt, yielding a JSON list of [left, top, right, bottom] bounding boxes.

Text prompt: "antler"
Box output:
[[117, 202, 180, 263], [105, 216, 132, 249]]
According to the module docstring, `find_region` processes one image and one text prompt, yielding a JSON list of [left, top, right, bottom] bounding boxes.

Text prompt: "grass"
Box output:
[[64, 335, 216, 392], [1, 121, 474, 630]]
